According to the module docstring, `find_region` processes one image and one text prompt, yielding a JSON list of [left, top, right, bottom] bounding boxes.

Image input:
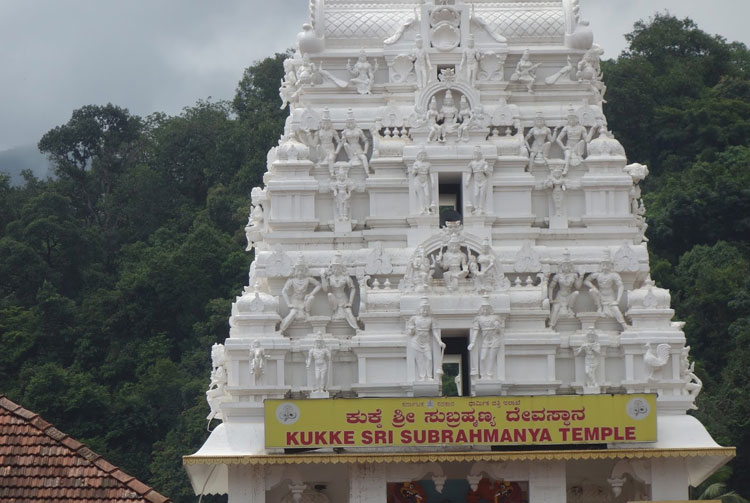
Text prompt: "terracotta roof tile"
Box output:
[[0, 395, 171, 502]]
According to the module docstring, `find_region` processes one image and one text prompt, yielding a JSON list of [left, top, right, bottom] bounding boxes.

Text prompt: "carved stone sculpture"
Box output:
[[545, 55, 575, 85], [680, 346, 702, 408], [403, 245, 434, 293], [577, 44, 607, 103], [556, 111, 588, 172], [457, 103, 485, 143], [339, 110, 372, 176], [549, 252, 583, 327], [459, 35, 481, 85], [280, 257, 322, 334], [347, 49, 379, 95], [584, 253, 629, 330], [322, 252, 360, 331], [410, 149, 434, 214], [510, 49, 540, 93], [426, 97, 443, 143], [644, 343, 670, 381], [316, 108, 340, 175], [465, 147, 492, 215], [468, 299, 503, 380], [206, 343, 229, 422], [472, 239, 506, 293], [439, 90, 459, 141], [544, 166, 567, 218], [575, 328, 601, 389], [244, 203, 264, 251], [407, 298, 445, 381], [250, 339, 266, 379], [525, 114, 559, 170], [436, 235, 469, 291], [306, 332, 331, 392], [279, 57, 300, 110], [412, 35, 433, 88], [330, 165, 357, 222]]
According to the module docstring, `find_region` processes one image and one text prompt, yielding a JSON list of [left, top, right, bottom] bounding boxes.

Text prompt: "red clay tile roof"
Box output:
[[0, 395, 171, 503]]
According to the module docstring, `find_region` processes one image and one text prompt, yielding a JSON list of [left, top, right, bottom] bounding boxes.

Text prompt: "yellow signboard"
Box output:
[[265, 394, 657, 449]]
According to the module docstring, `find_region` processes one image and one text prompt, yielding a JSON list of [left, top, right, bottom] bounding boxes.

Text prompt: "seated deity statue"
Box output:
[[347, 49, 379, 95], [549, 253, 583, 326], [322, 253, 360, 331], [436, 236, 469, 291]]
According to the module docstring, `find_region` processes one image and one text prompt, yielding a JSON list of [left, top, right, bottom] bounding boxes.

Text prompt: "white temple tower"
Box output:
[[184, 1, 735, 502]]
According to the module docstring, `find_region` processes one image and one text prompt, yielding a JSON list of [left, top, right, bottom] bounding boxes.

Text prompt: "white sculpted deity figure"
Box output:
[[412, 35, 433, 88], [347, 49, 379, 95], [584, 253, 629, 330], [577, 44, 607, 103], [468, 299, 504, 380], [206, 343, 229, 422], [426, 97, 443, 142], [440, 90, 458, 139], [403, 245, 434, 293], [510, 49, 541, 93], [548, 252, 583, 327], [465, 147, 492, 215], [471, 239, 505, 293], [279, 57, 300, 110], [410, 149, 434, 214], [680, 346, 703, 408], [436, 236, 469, 291], [322, 252, 360, 331], [575, 328, 602, 388], [244, 203, 264, 251], [407, 298, 445, 381], [295, 54, 320, 88], [330, 166, 357, 222], [544, 166, 567, 218], [279, 257, 322, 334], [457, 100, 483, 143], [316, 108, 340, 175], [306, 332, 331, 392], [458, 35, 481, 85], [556, 112, 588, 172], [525, 114, 560, 170], [338, 110, 372, 176], [250, 339, 266, 378]]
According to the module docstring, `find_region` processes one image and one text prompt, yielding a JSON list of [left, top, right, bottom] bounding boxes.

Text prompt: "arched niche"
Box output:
[[416, 80, 481, 113]]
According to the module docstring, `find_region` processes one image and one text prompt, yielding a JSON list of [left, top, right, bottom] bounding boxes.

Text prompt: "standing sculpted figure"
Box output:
[[440, 90, 458, 139], [473, 239, 504, 293], [330, 166, 356, 222], [206, 343, 229, 422], [244, 203, 264, 251], [457, 101, 483, 143], [322, 252, 359, 331], [426, 97, 443, 142], [525, 114, 559, 170], [316, 109, 340, 175], [412, 35, 433, 88], [548, 252, 583, 326], [468, 299, 504, 380], [338, 111, 372, 176], [347, 49, 379, 95], [465, 147, 492, 215], [544, 166, 567, 218], [556, 112, 588, 173], [575, 328, 601, 388], [411, 149, 434, 214], [584, 254, 629, 330], [280, 258, 322, 334], [403, 245, 434, 292], [306, 332, 331, 392], [510, 49, 541, 93], [459, 35, 481, 85], [436, 236, 469, 291], [249, 339, 266, 378], [279, 57, 299, 109], [407, 298, 445, 381]]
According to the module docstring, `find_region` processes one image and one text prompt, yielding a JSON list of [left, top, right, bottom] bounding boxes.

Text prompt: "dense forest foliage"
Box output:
[[0, 15, 748, 503]]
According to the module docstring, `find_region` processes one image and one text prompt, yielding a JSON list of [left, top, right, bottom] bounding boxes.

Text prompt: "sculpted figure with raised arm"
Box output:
[[279, 257, 322, 334], [584, 252, 629, 330]]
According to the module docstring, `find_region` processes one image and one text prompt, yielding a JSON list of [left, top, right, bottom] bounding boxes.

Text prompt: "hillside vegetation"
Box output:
[[0, 16, 748, 503]]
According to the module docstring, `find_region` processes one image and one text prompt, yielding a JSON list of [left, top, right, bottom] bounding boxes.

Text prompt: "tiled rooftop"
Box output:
[[0, 395, 170, 503]]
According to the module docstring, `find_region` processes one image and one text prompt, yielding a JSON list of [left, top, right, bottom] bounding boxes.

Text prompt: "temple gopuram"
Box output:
[[184, 1, 735, 502]]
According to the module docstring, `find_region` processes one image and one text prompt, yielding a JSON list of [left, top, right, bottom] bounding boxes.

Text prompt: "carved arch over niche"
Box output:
[[416, 229, 489, 259], [416, 80, 481, 113]]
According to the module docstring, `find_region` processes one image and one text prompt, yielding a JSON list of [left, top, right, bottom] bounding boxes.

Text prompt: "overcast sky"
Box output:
[[0, 0, 747, 151]]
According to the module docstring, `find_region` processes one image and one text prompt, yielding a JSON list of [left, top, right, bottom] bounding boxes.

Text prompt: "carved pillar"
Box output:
[[349, 463, 385, 503], [528, 460, 566, 503], [229, 464, 265, 503], [650, 458, 689, 502]]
